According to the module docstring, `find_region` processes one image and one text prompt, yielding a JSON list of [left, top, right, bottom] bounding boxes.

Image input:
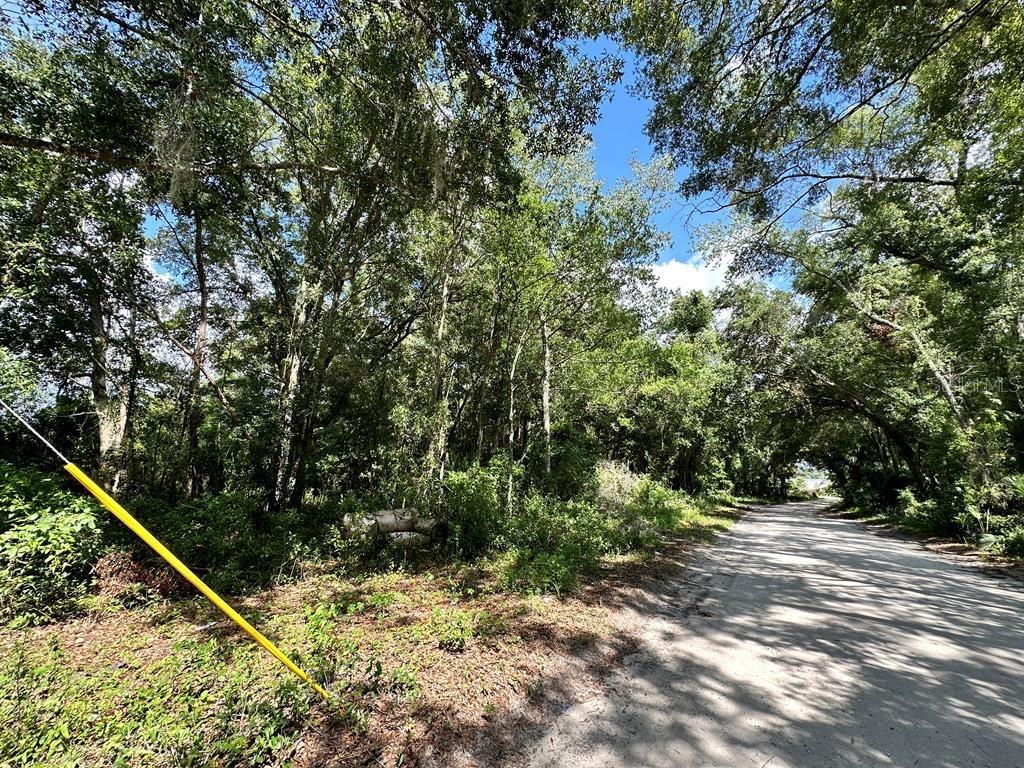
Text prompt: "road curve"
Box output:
[[528, 499, 1024, 768]]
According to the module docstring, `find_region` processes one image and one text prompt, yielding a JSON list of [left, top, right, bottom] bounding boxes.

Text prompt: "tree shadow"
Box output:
[[284, 516, 746, 767], [527, 499, 1024, 767]]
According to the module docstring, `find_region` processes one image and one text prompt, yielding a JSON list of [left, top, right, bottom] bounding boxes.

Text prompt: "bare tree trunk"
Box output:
[[88, 288, 123, 475], [428, 268, 453, 481], [273, 268, 315, 511], [184, 210, 208, 499], [540, 310, 552, 474], [506, 330, 527, 510]]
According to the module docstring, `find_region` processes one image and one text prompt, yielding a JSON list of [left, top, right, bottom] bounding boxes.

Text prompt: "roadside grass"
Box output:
[[835, 503, 962, 535], [0, 501, 741, 767], [672, 498, 740, 541], [0, 569, 606, 767]]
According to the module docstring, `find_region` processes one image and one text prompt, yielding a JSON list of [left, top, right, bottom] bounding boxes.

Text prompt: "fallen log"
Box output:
[[343, 509, 436, 537], [388, 531, 431, 547]]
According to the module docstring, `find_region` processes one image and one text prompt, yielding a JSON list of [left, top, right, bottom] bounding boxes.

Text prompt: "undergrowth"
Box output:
[[0, 452, 741, 767]]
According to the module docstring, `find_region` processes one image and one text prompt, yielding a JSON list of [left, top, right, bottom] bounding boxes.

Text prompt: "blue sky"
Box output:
[[583, 39, 732, 294], [148, 39, 735, 292]]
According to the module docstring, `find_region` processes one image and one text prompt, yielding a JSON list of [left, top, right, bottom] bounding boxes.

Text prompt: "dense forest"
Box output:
[[2, 0, 1024, 765], [0, 0, 1023, 761], [3, 0, 1024, 611]]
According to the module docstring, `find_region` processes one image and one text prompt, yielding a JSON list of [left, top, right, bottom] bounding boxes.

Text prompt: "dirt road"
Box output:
[[528, 499, 1024, 767]]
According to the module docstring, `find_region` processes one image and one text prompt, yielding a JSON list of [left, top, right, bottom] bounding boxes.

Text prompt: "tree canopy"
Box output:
[[2, 1, 1024, 761], [1, 0, 1023, 620], [623, 0, 1024, 534]]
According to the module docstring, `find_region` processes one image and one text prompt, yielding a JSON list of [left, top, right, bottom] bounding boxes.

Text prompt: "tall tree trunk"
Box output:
[[272, 268, 327, 514], [289, 412, 316, 508], [540, 310, 552, 475], [273, 269, 320, 511], [428, 267, 453, 481], [476, 281, 501, 464], [184, 210, 208, 499], [88, 288, 124, 474], [436, 366, 456, 485], [506, 330, 527, 510], [288, 280, 341, 509], [115, 282, 140, 494]]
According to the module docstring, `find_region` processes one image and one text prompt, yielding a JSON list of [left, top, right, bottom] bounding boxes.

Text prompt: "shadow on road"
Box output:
[[530, 499, 1024, 768]]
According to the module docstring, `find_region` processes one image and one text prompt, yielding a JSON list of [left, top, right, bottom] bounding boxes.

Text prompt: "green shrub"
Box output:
[[627, 477, 690, 528], [512, 493, 619, 556], [441, 466, 501, 557], [786, 478, 815, 500], [986, 514, 1020, 536], [498, 549, 581, 594], [388, 665, 421, 701], [526, 425, 601, 500], [594, 460, 641, 516], [1003, 475, 1024, 511], [0, 463, 104, 625], [496, 465, 720, 592], [302, 491, 367, 539], [499, 493, 620, 593], [896, 488, 946, 532], [136, 492, 282, 592], [486, 452, 524, 512], [704, 488, 737, 507], [609, 468, 730, 545], [421, 607, 475, 651], [595, 461, 709, 539], [1001, 527, 1024, 558]]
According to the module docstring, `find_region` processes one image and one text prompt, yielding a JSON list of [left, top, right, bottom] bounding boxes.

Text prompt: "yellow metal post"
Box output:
[[63, 462, 331, 702]]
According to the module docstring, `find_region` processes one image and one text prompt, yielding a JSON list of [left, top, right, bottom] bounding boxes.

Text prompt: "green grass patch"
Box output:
[[0, 578, 397, 767], [493, 474, 739, 595], [0, 634, 324, 767]]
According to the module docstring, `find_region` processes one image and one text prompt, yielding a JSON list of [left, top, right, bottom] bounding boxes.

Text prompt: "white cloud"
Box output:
[[652, 254, 732, 295]]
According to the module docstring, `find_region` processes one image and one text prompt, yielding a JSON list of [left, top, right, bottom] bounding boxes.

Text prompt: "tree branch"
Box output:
[[0, 132, 361, 177]]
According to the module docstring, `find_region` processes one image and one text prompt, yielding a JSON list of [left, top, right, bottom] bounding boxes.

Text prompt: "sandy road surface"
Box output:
[[528, 499, 1024, 768]]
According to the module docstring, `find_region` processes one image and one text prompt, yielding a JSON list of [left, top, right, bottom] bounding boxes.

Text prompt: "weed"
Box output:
[[0, 635, 317, 767], [387, 665, 421, 701], [418, 607, 475, 652], [368, 590, 397, 610]]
